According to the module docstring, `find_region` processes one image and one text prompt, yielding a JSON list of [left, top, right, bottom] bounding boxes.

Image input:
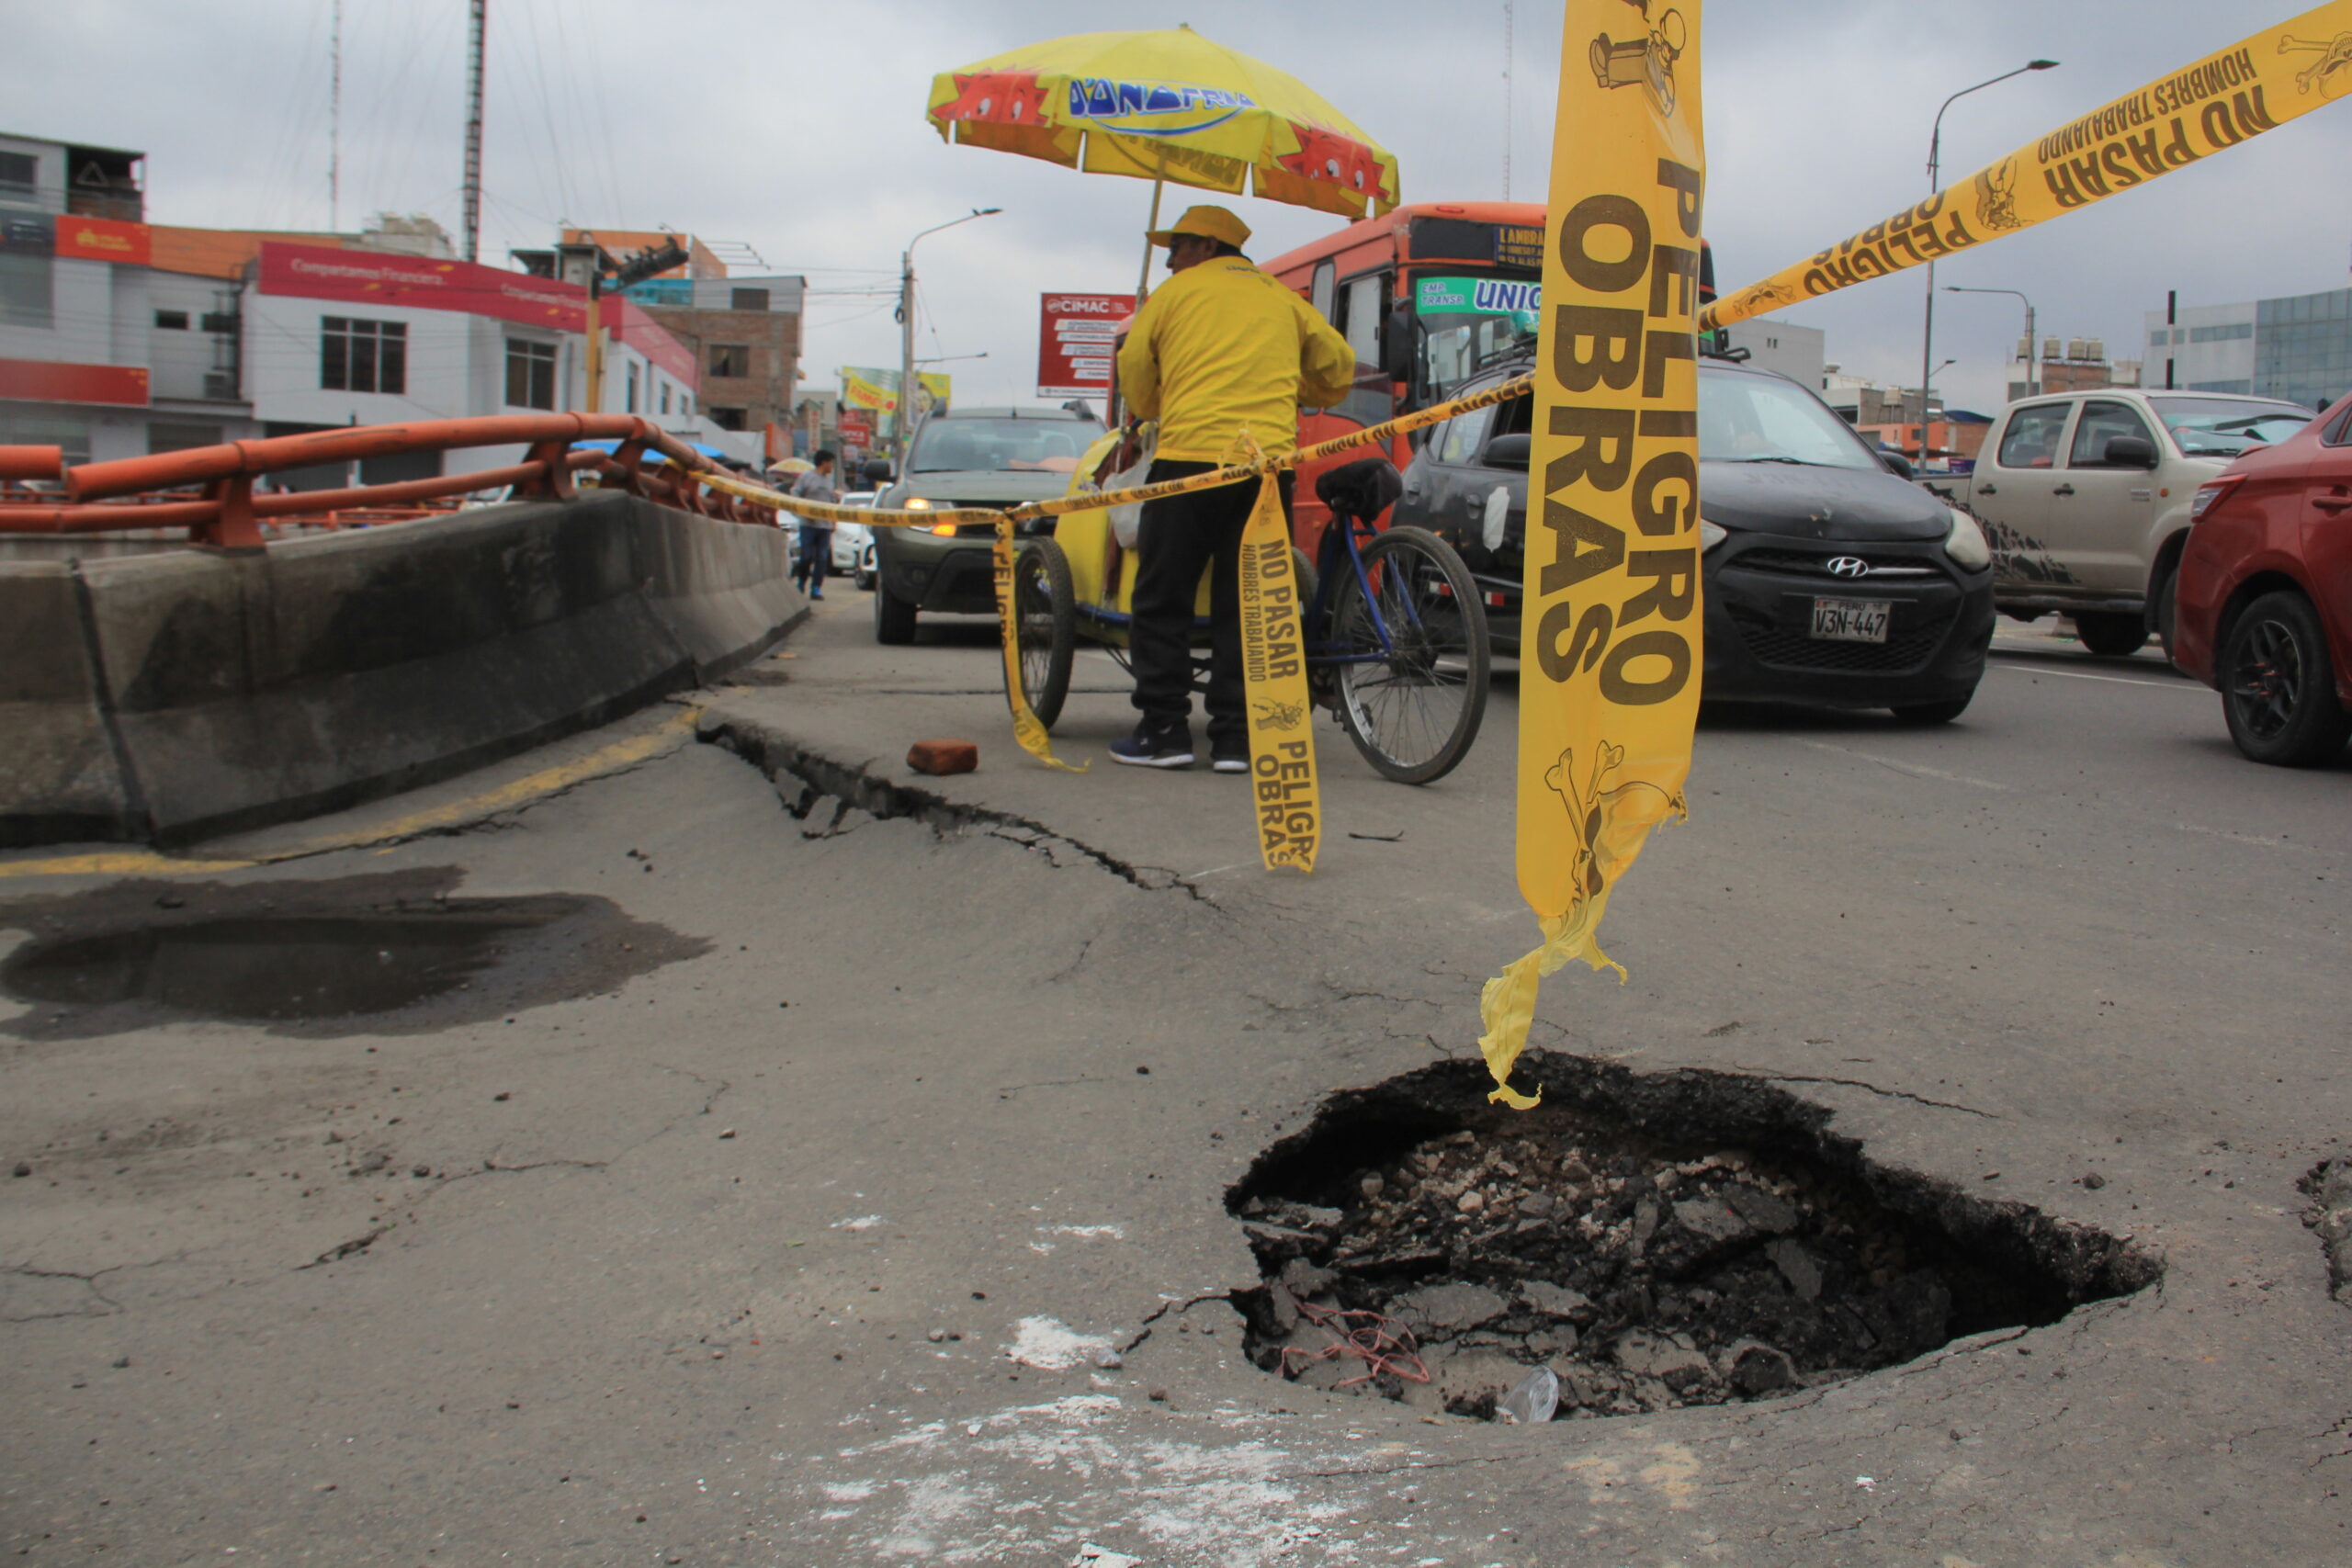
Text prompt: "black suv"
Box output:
[[870, 405, 1104, 644], [1391, 357, 1996, 722]]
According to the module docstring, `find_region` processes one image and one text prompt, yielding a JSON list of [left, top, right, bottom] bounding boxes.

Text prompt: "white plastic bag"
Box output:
[[1494, 1365, 1559, 1425], [1105, 425, 1156, 549]]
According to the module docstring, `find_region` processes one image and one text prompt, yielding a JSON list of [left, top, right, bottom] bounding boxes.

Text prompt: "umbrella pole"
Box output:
[[1134, 172, 1164, 305]]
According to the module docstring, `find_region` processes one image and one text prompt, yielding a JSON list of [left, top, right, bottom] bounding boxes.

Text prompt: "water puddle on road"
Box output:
[[5, 909, 563, 1021], [0, 869, 704, 1038], [1230, 1056, 2159, 1422]]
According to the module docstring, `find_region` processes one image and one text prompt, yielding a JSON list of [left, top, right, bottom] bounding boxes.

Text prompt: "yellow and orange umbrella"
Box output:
[[927, 24, 1402, 255]]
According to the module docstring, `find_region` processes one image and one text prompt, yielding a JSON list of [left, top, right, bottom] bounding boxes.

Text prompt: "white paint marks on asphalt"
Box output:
[[831, 1214, 883, 1231], [1798, 740, 2010, 792], [1029, 1224, 1125, 1255], [1994, 664, 2195, 692], [800, 1393, 1442, 1566], [1006, 1316, 1115, 1371]]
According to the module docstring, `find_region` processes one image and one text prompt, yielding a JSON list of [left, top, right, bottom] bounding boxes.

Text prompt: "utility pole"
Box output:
[[1943, 286, 2038, 399], [1921, 61, 2056, 426], [1501, 0, 1513, 202], [329, 0, 342, 230], [462, 0, 486, 265], [895, 209, 1001, 473]]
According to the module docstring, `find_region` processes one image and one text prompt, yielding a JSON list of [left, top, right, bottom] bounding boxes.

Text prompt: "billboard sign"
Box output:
[[1037, 292, 1133, 399], [258, 242, 589, 332]]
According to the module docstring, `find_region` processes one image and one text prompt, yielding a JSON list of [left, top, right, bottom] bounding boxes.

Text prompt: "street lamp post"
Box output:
[[898, 208, 1001, 472], [1921, 60, 2057, 427], [1944, 285, 2039, 399]]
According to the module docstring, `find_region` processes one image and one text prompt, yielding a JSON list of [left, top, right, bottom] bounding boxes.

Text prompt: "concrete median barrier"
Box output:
[[0, 491, 803, 847]]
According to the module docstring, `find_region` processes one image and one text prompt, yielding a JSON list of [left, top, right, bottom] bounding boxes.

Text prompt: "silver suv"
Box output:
[[871, 406, 1103, 645]]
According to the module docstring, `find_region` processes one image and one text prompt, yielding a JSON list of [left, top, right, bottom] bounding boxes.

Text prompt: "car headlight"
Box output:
[[1699, 518, 1727, 553], [902, 495, 933, 511], [1941, 506, 1990, 570]]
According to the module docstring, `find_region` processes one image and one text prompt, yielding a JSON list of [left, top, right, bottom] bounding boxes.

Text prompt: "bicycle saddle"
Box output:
[[1315, 457, 1404, 523]]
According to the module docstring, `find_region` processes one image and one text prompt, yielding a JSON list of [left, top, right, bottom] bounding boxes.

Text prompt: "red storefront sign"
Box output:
[[54, 216, 152, 267], [598, 294, 697, 389], [0, 358, 151, 407], [1036, 292, 1133, 399], [258, 242, 589, 331]]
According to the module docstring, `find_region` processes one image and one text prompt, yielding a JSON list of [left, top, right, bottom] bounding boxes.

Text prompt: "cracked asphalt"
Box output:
[[2, 601, 2347, 1566]]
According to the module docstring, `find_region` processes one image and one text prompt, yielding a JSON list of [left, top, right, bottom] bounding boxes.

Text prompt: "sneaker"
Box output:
[[1110, 728, 1194, 768], [1210, 748, 1250, 773]]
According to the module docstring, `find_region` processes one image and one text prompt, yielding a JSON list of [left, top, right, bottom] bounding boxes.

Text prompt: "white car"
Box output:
[[830, 491, 876, 582]]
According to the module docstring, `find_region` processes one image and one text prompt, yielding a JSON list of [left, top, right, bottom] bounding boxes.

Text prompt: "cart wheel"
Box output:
[[1328, 525, 1490, 784], [1009, 537, 1077, 729]]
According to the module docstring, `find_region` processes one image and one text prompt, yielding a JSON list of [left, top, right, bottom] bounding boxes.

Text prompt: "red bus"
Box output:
[[1261, 202, 1715, 553]]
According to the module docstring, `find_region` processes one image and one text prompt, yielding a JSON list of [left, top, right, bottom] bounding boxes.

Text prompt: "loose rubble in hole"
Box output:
[[1235, 1112, 2006, 1421]]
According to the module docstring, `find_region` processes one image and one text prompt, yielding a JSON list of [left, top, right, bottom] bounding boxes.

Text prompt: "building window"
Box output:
[[626, 361, 639, 413], [659, 382, 671, 415], [0, 151, 36, 204], [708, 405, 747, 432], [505, 338, 557, 409], [730, 287, 770, 311], [2188, 322, 2254, 344], [154, 309, 189, 330], [322, 316, 407, 394], [0, 248, 52, 329], [709, 343, 749, 378], [0, 412, 90, 466], [147, 422, 225, 454]]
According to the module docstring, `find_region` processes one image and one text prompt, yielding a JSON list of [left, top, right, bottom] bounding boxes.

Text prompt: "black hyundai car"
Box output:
[[1392, 355, 1996, 722]]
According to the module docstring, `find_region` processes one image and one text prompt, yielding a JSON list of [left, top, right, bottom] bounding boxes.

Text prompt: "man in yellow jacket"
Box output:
[[1110, 205, 1355, 770]]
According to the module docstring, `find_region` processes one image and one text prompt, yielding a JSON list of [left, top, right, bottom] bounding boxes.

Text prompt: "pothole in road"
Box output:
[[0, 869, 704, 1038], [1229, 1056, 2157, 1422]]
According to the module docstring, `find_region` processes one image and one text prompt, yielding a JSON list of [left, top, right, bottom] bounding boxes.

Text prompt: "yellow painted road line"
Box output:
[[0, 705, 702, 883]]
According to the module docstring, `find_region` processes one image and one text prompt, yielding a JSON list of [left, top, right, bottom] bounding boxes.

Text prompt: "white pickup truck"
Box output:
[[1928, 389, 2316, 656]]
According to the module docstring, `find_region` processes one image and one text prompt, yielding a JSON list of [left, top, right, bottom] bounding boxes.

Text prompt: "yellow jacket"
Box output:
[[1115, 256, 1357, 463]]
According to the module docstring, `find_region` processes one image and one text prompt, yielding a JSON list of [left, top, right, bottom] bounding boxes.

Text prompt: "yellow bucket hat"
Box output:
[[1147, 205, 1252, 249]]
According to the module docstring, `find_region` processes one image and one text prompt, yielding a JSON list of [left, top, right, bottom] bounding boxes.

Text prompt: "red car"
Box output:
[[2175, 391, 2352, 765]]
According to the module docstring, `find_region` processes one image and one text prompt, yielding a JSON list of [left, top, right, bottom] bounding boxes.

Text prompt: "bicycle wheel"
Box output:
[[1327, 525, 1490, 784], [1008, 537, 1077, 728]]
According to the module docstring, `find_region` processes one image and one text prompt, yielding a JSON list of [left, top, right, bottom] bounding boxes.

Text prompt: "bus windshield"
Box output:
[[1417, 275, 1540, 404]]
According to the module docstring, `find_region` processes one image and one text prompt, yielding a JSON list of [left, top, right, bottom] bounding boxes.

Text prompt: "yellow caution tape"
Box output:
[[1476, 0, 1709, 1111], [1705, 1, 2352, 331], [991, 514, 1084, 772], [1233, 437, 1319, 874]]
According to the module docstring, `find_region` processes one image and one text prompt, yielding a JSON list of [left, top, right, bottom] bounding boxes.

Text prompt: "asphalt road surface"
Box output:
[[3, 602, 2346, 1567]]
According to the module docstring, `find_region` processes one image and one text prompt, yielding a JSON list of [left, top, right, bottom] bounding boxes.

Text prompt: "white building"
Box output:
[[0, 129, 732, 481], [1722, 316, 1825, 389], [2143, 285, 2352, 410]]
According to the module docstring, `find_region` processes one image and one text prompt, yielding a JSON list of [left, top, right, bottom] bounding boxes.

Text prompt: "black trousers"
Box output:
[[1129, 459, 1293, 750]]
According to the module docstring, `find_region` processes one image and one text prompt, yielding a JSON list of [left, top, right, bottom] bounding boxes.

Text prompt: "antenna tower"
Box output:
[[329, 0, 342, 229], [462, 0, 486, 263]]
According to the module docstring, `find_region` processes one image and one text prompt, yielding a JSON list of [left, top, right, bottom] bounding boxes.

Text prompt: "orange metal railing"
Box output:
[[0, 414, 781, 547]]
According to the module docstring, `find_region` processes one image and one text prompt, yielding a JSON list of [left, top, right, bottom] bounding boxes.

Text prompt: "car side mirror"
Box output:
[[863, 459, 895, 486], [2103, 434, 2158, 468], [1483, 433, 1532, 471], [1880, 450, 1916, 479]]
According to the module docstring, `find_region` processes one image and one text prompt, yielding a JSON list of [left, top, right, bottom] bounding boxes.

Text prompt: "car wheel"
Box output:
[[2154, 567, 2180, 668], [2072, 611, 2148, 658], [1890, 695, 1973, 725], [874, 581, 918, 645], [2221, 590, 2351, 766]]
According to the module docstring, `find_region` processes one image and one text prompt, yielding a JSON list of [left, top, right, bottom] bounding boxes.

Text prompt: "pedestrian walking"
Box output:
[[788, 449, 840, 601], [1110, 206, 1354, 770]]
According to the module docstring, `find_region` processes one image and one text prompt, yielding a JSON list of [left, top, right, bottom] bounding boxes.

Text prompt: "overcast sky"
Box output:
[[14, 1, 2350, 414]]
